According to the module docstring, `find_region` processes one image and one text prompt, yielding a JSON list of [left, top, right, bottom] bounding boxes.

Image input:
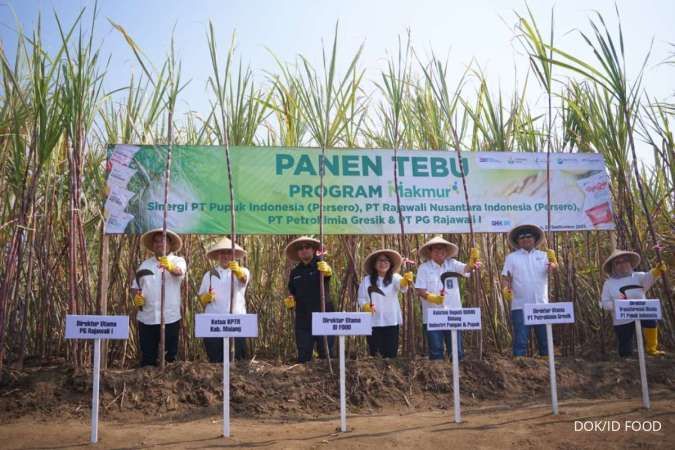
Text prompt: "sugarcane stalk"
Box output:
[[392, 136, 415, 359], [158, 105, 174, 370], [222, 109, 238, 363], [624, 107, 673, 306], [208, 24, 239, 362], [318, 144, 333, 374], [448, 122, 485, 358]]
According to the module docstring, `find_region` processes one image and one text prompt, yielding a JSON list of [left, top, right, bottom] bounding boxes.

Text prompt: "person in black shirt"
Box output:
[[284, 236, 335, 363]]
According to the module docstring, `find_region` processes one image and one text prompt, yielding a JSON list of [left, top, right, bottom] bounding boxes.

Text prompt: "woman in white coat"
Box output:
[[357, 249, 414, 358]]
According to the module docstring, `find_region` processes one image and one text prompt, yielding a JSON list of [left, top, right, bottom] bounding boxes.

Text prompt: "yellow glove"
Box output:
[[425, 292, 444, 305], [133, 292, 145, 308], [198, 290, 216, 307], [547, 249, 558, 264], [363, 303, 376, 313], [158, 256, 177, 272], [502, 287, 513, 302], [400, 271, 415, 288], [284, 295, 296, 310], [227, 261, 247, 282], [650, 262, 667, 278], [468, 247, 481, 269], [317, 261, 332, 277]]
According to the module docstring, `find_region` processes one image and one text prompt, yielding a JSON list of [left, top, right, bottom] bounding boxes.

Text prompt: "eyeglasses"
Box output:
[[518, 234, 534, 239]]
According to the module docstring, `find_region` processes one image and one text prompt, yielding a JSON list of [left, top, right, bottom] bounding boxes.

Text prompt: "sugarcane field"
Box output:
[[0, 1, 674, 449]]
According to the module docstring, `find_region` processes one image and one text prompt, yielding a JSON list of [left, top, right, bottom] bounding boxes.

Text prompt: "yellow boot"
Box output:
[[644, 327, 665, 356]]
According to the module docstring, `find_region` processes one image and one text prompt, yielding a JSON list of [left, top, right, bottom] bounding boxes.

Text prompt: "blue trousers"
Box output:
[[614, 320, 657, 357], [426, 329, 463, 360], [511, 309, 548, 356]]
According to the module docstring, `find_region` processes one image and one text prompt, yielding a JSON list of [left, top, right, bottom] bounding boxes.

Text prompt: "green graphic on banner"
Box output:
[[104, 145, 614, 235]]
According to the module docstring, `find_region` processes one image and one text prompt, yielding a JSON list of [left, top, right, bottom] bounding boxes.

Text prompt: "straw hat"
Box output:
[[602, 249, 640, 275], [507, 224, 545, 249], [141, 228, 182, 253], [285, 236, 321, 262], [363, 249, 402, 276], [206, 236, 247, 260], [419, 236, 459, 261]]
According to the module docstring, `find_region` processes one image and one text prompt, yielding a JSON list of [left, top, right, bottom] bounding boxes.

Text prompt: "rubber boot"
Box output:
[[644, 327, 665, 356]]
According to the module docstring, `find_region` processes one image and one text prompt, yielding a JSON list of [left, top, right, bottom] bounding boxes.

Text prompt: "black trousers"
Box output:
[[367, 325, 399, 358], [295, 328, 335, 363], [138, 320, 180, 367], [614, 320, 656, 357], [203, 337, 249, 362]]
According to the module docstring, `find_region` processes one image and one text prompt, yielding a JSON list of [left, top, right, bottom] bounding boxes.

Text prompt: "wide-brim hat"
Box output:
[[363, 249, 402, 276], [419, 236, 459, 261], [207, 236, 246, 260], [508, 224, 545, 249], [602, 249, 640, 275], [285, 236, 321, 262], [141, 228, 182, 253]]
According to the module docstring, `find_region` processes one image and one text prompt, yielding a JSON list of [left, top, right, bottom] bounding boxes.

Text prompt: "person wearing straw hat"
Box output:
[[131, 228, 186, 367], [414, 236, 481, 360], [500, 224, 558, 358], [197, 236, 250, 362], [357, 249, 414, 358], [600, 249, 667, 357], [284, 236, 335, 363]]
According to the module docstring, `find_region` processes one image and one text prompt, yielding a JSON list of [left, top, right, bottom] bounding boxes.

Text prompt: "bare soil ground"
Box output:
[[0, 354, 673, 448]]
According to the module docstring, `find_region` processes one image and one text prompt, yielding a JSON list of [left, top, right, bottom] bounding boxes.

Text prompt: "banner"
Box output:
[[103, 145, 614, 235]]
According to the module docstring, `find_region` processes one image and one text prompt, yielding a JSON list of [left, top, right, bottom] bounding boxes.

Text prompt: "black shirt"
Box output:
[[287, 257, 333, 329]]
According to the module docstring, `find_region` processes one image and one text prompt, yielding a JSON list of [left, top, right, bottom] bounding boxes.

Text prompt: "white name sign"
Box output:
[[195, 314, 259, 337], [615, 300, 662, 321], [426, 308, 482, 330], [312, 312, 372, 336], [523, 302, 575, 325], [65, 315, 129, 339]]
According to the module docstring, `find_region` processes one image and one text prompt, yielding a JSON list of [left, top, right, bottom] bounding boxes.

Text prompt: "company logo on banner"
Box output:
[[103, 145, 615, 235]]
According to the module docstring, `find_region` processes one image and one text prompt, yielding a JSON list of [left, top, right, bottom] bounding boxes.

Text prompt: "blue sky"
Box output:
[[1, 0, 673, 154]]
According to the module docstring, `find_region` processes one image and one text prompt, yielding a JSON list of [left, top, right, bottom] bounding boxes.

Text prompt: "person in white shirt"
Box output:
[[414, 236, 481, 360], [131, 228, 186, 367], [600, 249, 667, 357], [357, 249, 414, 358], [500, 224, 557, 357], [197, 236, 251, 362]]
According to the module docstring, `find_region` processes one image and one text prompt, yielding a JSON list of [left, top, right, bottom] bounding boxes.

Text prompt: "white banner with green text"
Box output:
[[104, 145, 614, 235]]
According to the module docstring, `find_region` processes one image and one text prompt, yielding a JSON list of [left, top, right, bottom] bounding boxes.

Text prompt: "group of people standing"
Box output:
[[130, 225, 667, 367]]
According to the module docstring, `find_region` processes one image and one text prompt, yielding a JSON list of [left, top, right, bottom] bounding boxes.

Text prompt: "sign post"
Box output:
[[614, 299, 662, 409], [65, 315, 129, 443], [312, 312, 372, 432], [523, 302, 575, 415], [426, 308, 481, 423], [195, 313, 258, 437]]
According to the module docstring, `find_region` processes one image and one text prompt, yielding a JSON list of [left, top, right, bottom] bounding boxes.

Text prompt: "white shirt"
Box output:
[[501, 249, 549, 310], [601, 271, 656, 326], [415, 259, 468, 323], [132, 254, 186, 325], [357, 274, 406, 327], [197, 266, 250, 314]]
